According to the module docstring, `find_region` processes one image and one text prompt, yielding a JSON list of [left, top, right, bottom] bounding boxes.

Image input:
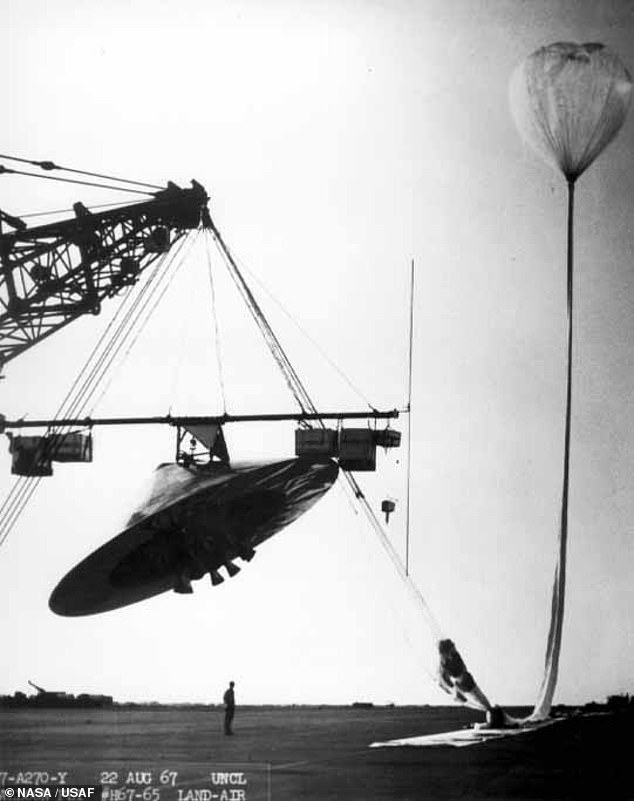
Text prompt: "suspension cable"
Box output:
[[204, 231, 228, 414], [234, 253, 376, 411], [206, 225, 315, 415], [64, 234, 193, 420], [204, 219, 441, 636], [347, 469, 442, 638], [89, 232, 198, 414], [55, 250, 175, 421], [0, 233, 196, 547]]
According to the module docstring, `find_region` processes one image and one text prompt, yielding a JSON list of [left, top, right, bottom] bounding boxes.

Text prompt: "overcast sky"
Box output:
[[1, 0, 633, 708]]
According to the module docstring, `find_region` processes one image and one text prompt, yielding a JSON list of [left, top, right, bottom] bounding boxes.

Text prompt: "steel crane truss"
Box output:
[[0, 181, 209, 367]]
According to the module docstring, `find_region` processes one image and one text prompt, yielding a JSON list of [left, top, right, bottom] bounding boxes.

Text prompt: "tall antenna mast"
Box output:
[[405, 259, 414, 575]]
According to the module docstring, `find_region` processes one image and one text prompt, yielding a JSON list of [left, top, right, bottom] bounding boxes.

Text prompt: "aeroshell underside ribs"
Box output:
[[49, 457, 338, 616]]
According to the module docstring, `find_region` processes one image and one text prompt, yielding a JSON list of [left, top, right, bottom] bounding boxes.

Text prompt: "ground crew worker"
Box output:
[[223, 681, 235, 735]]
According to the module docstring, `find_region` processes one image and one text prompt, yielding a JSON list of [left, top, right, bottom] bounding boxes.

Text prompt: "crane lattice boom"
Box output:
[[0, 181, 209, 368]]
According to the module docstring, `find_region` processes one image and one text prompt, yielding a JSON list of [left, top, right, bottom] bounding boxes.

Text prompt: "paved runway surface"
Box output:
[[1, 706, 631, 799]]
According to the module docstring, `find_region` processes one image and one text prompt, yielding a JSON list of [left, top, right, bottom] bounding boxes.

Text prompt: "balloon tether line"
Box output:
[[562, 178, 574, 574], [557, 177, 574, 664], [531, 177, 575, 719], [554, 177, 574, 700]]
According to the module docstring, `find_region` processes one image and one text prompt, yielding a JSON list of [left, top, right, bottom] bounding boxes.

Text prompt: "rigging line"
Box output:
[[208, 227, 314, 414], [0, 479, 33, 547], [0, 166, 156, 196], [85, 234, 196, 417], [0, 283, 157, 544], [74, 235, 194, 412], [347, 489, 438, 687], [0, 240, 190, 547], [205, 217, 439, 643], [227, 260, 314, 413], [0, 247, 183, 544], [206, 219, 437, 635], [0, 453, 47, 536], [206, 220, 442, 649], [89, 232, 199, 414], [0, 265, 177, 547], [52, 251, 166, 423], [342, 468, 442, 640], [235, 255, 375, 411], [165, 239, 200, 414], [52, 264, 154, 418], [0, 308, 143, 545], [0, 477, 26, 538], [204, 230, 228, 415], [0, 439, 49, 545], [0, 154, 163, 190], [68, 253, 171, 416], [0, 470, 47, 548], [205, 218, 316, 415], [69, 238, 187, 420]]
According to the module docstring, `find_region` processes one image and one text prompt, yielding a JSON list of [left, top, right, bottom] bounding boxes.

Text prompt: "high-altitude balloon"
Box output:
[[510, 42, 632, 181], [509, 42, 631, 722]]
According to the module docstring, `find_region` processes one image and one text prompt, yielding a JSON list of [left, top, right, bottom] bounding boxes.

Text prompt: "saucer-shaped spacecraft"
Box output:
[[49, 457, 338, 616]]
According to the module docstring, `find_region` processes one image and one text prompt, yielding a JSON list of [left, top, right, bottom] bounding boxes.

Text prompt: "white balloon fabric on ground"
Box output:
[[510, 42, 632, 182]]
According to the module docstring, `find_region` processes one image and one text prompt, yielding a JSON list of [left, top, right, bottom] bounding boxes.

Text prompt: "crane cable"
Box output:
[[0, 154, 163, 190], [17, 200, 151, 221], [0, 165, 155, 196]]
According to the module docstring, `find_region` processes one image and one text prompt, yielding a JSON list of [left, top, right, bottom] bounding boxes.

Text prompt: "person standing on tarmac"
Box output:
[[223, 681, 236, 735]]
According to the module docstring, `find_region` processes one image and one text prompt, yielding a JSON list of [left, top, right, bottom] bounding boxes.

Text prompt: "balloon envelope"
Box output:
[[510, 42, 632, 180]]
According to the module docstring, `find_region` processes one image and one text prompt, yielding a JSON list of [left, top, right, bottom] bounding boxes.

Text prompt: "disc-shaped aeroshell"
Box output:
[[49, 457, 338, 616]]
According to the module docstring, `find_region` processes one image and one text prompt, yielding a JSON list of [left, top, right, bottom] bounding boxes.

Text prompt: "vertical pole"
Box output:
[[405, 259, 415, 575]]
